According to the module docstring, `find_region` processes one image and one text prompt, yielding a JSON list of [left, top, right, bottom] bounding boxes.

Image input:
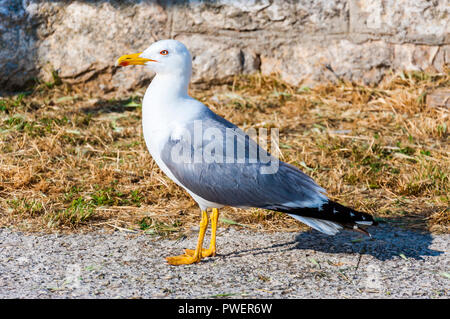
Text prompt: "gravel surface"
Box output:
[[0, 224, 448, 299]]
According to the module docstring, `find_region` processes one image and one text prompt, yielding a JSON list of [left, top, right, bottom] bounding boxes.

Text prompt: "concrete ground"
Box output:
[[0, 224, 448, 298]]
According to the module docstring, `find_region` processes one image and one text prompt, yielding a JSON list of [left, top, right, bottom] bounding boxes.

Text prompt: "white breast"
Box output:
[[141, 86, 224, 211]]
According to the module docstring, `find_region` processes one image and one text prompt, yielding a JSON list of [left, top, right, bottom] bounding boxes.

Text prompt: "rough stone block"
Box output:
[[0, 0, 448, 92]]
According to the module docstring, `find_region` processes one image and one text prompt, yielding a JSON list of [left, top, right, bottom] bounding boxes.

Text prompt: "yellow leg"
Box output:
[[166, 210, 208, 265], [185, 208, 219, 258]]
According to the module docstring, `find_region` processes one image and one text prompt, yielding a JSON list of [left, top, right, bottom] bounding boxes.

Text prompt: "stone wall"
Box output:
[[0, 0, 448, 92]]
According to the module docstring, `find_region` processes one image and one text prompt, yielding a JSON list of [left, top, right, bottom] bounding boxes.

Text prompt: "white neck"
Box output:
[[147, 71, 191, 102], [142, 70, 200, 139]]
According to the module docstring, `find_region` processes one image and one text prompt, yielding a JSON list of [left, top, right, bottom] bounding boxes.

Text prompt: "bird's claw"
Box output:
[[165, 254, 200, 265]]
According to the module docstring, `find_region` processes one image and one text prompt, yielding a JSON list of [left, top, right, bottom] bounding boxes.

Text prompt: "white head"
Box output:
[[116, 39, 192, 78]]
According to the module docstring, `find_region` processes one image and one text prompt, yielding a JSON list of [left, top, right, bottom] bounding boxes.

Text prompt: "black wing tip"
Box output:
[[270, 200, 378, 236], [329, 201, 377, 237], [327, 200, 377, 224]]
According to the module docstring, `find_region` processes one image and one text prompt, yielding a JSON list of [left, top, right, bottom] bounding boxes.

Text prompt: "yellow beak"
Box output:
[[116, 52, 155, 67]]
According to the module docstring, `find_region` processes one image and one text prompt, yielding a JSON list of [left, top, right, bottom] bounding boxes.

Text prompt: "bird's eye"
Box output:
[[160, 50, 169, 55]]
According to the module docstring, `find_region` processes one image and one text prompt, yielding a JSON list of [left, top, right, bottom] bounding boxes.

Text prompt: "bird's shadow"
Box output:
[[221, 223, 444, 261], [292, 224, 444, 261]]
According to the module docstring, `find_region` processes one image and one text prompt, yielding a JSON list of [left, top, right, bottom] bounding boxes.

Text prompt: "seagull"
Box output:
[[116, 40, 377, 265]]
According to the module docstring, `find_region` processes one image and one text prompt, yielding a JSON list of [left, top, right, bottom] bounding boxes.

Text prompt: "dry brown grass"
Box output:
[[0, 70, 448, 236]]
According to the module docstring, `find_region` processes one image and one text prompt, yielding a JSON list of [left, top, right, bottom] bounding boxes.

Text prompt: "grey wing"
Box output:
[[160, 108, 327, 209]]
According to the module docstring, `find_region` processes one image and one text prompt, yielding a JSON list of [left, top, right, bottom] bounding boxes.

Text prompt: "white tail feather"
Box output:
[[288, 214, 343, 235]]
